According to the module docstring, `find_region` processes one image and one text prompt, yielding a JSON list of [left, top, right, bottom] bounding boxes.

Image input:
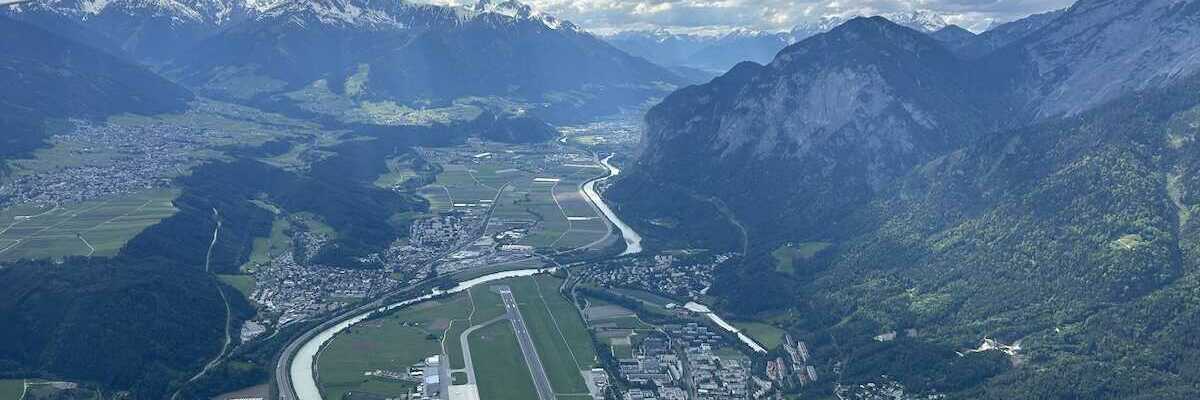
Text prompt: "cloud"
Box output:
[[498, 0, 1077, 34]]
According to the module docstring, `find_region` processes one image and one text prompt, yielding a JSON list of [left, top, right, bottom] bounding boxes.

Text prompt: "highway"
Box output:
[[498, 286, 557, 400]]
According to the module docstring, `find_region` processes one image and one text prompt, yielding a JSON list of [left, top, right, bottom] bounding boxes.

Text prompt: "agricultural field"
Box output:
[[0, 380, 22, 400], [419, 144, 609, 252], [488, 168, 607, 250], [772, 241, 832, 274], [437, 165, 507, 207], [0, 189, 179, 262], [417, 185, 454, 213]]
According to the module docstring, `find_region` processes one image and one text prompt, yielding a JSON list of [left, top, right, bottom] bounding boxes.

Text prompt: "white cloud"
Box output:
[[480, 0, 1077, 34]]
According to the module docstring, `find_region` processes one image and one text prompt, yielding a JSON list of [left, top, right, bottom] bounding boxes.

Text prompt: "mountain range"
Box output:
[[4, 0, 684, 122], [5, 0, 1200, 397], [604, 10, 955, 75], [613, 0, 1200, 397]]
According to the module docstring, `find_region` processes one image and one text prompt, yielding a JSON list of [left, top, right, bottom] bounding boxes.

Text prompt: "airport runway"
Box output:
[[498, 286, 556, 400]]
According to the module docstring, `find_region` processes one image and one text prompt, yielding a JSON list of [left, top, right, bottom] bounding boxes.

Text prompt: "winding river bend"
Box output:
[[583, 154, 643, 256]]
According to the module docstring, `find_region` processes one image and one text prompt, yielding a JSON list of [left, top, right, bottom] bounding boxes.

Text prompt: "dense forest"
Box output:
[[701, 74, 1200, 398], [0, 118, 481, 397], [0, 257, 239, 398], [126, 120, 474, 272]]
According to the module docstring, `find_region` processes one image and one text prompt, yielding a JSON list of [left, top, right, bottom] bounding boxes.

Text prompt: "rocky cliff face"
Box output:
[[626, 0, 1200, 241], [987, 0, 1200, 119], [630, 17, 984, 238]]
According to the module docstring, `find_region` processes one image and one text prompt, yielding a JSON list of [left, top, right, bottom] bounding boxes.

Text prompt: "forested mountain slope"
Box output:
[[750, 71, 1200, 399], [0, 16, 191, 160], [613, 0, 1200, 397]]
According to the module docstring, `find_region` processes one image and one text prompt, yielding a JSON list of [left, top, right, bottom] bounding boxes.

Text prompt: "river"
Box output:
[[582, 154, 643, 256], [289, 153, 645, 399], [289, 268, 552, 400]]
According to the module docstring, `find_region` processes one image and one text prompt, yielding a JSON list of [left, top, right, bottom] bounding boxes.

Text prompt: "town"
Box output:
[[587, 252, 738, 301], [0, 120, 208, 207], [610, 323, 766, 400]]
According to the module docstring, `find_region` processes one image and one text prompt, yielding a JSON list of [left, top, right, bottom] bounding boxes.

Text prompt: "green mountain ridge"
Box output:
[[708, 69, 1200, 400]]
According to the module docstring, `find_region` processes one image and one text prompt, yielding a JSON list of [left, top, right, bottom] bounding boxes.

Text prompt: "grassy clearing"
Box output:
[[438, 165, 504, 204], [612, 288, 678, 308], [218, 275, 256, 298], [772, 241, 832, 274], [373, 157, 419, 189], [418, 186, 453, 213], [242, 217, 292, 272], [316, 296, 472, 399], [469, 320, 539, 400], [0, 380, 22, 400], [590, 316, 652, 330], [734, 321, 787, 350], [518, 181, 570, 247], [612, 342, 634, 359], [292, 213, 337, 238], [0, 189, 179, 261]]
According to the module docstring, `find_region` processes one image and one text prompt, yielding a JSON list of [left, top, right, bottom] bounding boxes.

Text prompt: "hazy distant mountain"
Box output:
[[603, 29, 712, 70], [606, 10, 953, 75], [954, 9, 1065, 59], [683, 29, 793, 72], [791, 10, 951, 40], [605, 28, 790, 75], [168, 0, 681, 121], [929, 24, 976, 49], [982, 0, 1200, 119], [1, 0, 274, 61]]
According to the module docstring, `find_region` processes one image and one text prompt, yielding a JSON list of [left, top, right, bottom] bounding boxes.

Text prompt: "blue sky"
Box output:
[[496, 0, 1077, 34]]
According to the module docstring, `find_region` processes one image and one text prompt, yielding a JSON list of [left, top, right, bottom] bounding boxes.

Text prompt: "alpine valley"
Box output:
[[2, 0, 1200, 399]]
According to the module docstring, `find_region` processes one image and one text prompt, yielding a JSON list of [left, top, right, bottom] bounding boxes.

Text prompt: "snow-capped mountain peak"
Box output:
[[467, 0, 575, 30], [881, 9, 950, 33], [790, 9, 949, 41]]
